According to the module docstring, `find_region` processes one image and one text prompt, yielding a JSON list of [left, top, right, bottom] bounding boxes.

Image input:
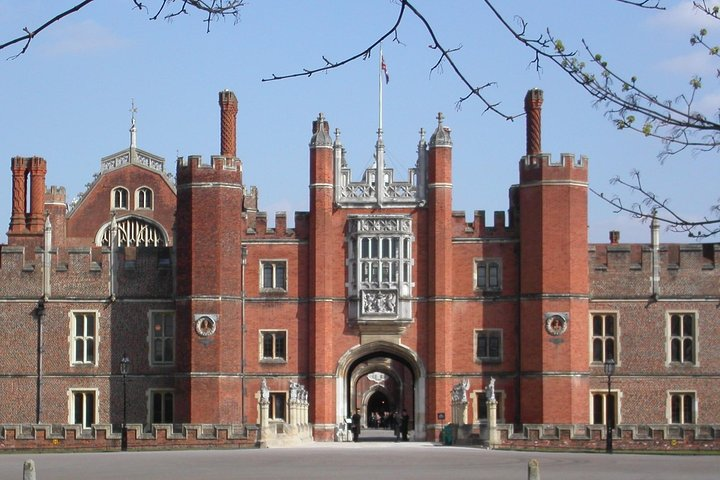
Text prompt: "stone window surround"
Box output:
[[667, 390, 697, 424], [590, 389, 621, 426], [148, 310, 175, 366], [269, 391, 287, 421], [146, 388, 175, 426], [259, 329, 288, 363], [474, 328, 503, 363], [590, 311, 619, 365], [68, 388, 99, 429], [473, 389, 505, 424], [667, 311, 699, 366], [260, 260, 288, 292], [135, 186, 154, 210], [111, 186, 129, 210], [474, 258, 502, 293], [69, 311, 99, 367]]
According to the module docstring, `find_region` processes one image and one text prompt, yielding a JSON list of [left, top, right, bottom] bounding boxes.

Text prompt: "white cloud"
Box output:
[[657, 49, 718, 75], [38, 20, 129, 56], [693, 90, 720, 118], [646, 0, 711, 31]]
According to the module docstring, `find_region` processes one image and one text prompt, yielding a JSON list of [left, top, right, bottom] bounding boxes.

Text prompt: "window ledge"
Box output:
[[475, 288, 502, 295], [260, 358, 287, 364], [475, 358, 502, 364], [260, 288, 288, 295], [150, 362, 175, 367]]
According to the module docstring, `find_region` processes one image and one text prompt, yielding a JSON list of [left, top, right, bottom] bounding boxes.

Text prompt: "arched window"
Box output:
[[136, 187, 153, 210], [99, 216, 167, 247], [112, 187, 129, 210]]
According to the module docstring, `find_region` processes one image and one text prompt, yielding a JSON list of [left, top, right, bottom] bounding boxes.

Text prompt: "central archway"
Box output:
[[336, 341, 426, 440]]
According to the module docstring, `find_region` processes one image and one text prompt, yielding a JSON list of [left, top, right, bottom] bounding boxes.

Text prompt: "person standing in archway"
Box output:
[[351, 408, 362, 442], [401, 409, 410, 441]]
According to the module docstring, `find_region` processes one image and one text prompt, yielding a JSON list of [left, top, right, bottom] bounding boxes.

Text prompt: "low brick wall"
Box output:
[[0, 424, 258, 452], [497, 424, 720, 452]]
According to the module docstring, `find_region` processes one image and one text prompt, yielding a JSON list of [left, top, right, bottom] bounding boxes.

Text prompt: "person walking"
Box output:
[[351, 408, 362, 442], [401, 409, 410, 441], [393, 411, 400, 442]]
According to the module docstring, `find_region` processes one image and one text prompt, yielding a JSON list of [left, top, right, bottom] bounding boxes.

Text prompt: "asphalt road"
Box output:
[[1, 441, 717, 480]]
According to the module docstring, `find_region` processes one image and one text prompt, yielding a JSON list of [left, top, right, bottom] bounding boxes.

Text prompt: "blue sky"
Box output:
[[1, 0, 718, 244]]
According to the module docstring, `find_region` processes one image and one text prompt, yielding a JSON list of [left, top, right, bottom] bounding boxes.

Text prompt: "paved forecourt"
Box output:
[[3, 441, 718, 480]]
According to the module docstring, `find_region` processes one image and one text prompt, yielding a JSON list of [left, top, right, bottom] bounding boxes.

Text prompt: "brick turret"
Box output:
[[174, 91, 244, 424], [426, 112, 454, 434], [44, 186, 67, 247], [307, 113, 335, 437], [518, 90, 590, 424]]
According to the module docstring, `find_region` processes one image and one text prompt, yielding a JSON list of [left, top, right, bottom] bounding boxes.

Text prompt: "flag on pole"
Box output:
[[381, 55, 390, 84]]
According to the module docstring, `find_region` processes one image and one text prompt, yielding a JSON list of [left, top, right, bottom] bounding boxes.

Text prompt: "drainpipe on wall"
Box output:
[[36, 213, 52, 424], [35, 300, 45, 424], [109, 213, 117, 302], [651, 212, 660, 300]]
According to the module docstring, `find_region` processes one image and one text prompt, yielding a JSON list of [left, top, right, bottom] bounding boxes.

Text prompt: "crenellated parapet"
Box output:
[[451, 210, 516, 238], [591, 243, 718, 270], [0, 244, 174, 299], [519, 153, 588, 184], [590, 243, 720, 298], [176, 155, 242, 186], [244, 211, 310, 240], [45, 185, 66, 204]]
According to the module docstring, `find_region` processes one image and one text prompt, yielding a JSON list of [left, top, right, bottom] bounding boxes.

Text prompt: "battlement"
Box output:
[[519, 153, 588, 183], [45, 185, 66, 203], [451, 210, 516, 238], [0, 244, 174, 299], [244, 211, 310, 239], [591, 243, 718, 270], [176, 155, 243, 185], [590, 243, 719, 298], [177, 155, 242, 171]]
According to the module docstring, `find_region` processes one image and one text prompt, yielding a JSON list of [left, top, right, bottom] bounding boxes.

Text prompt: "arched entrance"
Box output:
[[336, 341, 426, 440]]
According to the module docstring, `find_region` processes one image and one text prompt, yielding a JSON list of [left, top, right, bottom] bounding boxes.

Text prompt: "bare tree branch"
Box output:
[[615, 0, 664, 9], [1, 0, 244, 58], [263, 1, 523, 121], [591, 171, 720, 238], [1, 0, 97, 59], [261, 2, 407, 81]]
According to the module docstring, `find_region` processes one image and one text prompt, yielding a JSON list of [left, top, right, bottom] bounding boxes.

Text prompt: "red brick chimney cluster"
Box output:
[[8, 156, 46, 237]]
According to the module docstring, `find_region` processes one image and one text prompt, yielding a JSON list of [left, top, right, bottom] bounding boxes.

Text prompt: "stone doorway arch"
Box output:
[[336, 341, 426, 440]]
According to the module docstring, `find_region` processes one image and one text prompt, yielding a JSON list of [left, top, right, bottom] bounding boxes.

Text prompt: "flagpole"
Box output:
[[379, 44, 383, 138], [377, 45, 385, 207]]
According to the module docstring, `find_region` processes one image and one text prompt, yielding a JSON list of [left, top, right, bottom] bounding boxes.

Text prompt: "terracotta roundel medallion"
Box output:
[[545, 314, 568, 336], [195, 315, 217, 337]]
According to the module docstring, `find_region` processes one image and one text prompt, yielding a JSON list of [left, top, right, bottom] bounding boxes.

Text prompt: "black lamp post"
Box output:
[[120, 352, 130, 452], [603, 358, 616, 454]]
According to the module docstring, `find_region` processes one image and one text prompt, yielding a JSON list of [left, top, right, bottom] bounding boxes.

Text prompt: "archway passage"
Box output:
[[338, 341, 425, 440], [366, 390, 390, 428]]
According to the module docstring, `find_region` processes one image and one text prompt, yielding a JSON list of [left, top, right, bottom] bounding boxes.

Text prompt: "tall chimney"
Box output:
[[28, 157, 47, 233], [219, 90, 238, 158], [524, 89, 543, 156], [9, 157, 28, 235]]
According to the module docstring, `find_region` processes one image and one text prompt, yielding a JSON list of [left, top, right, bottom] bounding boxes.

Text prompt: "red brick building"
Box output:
[[1, 89, 718, 443]]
